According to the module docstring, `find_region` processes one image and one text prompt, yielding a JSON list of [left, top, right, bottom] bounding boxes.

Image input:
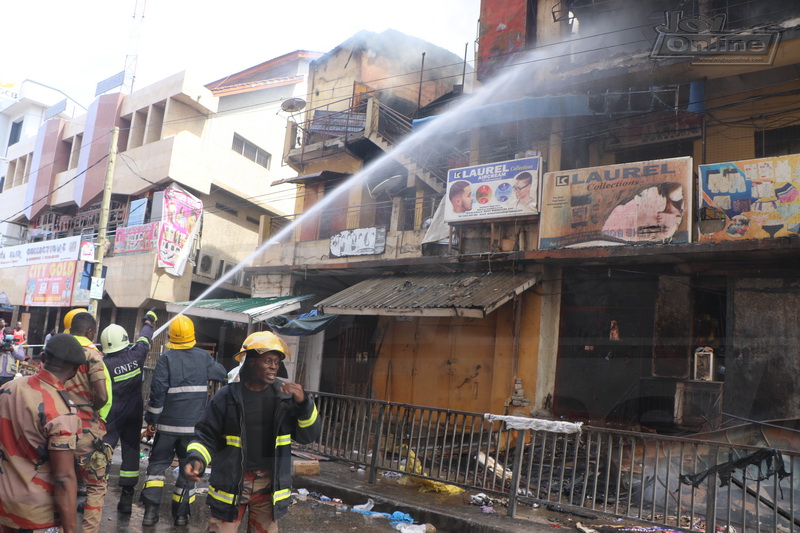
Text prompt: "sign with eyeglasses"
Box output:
[[444, 156, 541, 223], [539, 156, 692, 249]]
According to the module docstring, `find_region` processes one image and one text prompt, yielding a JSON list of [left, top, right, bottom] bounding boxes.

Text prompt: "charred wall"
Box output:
[[727, 277, 800, 420]]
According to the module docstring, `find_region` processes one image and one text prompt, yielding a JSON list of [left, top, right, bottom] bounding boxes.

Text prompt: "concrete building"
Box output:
[[0, 51, 318, 362], [251, 3, 800, 431]]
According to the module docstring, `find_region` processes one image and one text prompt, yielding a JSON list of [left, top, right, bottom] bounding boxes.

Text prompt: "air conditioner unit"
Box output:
[[241, 271, 253, 288], [220, 260, 236, 283], [230, 271, 244, 286], [195, 250, 218, 279]]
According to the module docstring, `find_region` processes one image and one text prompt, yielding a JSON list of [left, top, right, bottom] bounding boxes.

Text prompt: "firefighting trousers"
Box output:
[[141, 432, 197, 519], [103, 409, 143, 488]]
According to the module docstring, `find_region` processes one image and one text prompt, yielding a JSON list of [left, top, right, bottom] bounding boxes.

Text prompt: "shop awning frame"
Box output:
[[316, 272, 539, 319], [166, 295, 313, 324]]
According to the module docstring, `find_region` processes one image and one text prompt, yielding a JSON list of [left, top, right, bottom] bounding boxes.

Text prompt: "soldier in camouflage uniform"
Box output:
[[64, 312, 112, 533], [0, 333, 86, 533]]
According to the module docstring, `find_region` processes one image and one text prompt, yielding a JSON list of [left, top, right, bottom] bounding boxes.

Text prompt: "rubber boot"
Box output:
[[117, 486, 135, 514], [174, 514, 189, 526], [142, 504, 160, 526]]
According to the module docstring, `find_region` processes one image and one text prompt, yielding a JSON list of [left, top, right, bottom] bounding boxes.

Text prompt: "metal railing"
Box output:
[[299, 391, 800, 533]]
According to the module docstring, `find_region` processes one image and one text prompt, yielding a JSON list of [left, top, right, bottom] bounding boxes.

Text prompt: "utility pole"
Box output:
[[89, 126, 119, 319]]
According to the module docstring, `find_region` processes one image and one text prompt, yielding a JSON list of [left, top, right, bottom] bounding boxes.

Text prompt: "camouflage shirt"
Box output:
[[0, 368, 80, 529], [65, 339, 109, 456]]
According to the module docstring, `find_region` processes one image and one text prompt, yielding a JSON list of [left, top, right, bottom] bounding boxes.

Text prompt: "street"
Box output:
[[99, 452, 439, 532]]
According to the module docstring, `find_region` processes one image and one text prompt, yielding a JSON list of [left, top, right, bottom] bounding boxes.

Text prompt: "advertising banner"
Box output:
[[114, 222, 159, 255], [23, 260, 77, 307], [0, 236, 81, 269], [698, 154, 800, 242], [330, 226, 387, 257], [539, 156, 693, 249], [444, 157, 541, 223], [157, 186, 203, 275]]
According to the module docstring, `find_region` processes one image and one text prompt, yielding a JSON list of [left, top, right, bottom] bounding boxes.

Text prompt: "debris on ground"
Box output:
[[469, 492, 509, 508]]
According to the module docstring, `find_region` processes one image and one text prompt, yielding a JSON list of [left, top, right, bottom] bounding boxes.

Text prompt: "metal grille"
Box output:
[[299, 392, 800, 533]]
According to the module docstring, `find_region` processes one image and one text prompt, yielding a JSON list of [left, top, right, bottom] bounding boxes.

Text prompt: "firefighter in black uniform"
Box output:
[[100, 309, 157, 513]]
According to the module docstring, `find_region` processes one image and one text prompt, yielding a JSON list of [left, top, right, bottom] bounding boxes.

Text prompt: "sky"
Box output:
[[6, 0, 481, 108]]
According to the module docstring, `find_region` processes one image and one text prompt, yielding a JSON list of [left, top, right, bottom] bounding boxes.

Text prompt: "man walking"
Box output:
[[184, 331, 320, 533], [0, 334, 86, 533], [100, 309, 157, 513], [65, 312, 112, 533], [141, 315, 226, 526]]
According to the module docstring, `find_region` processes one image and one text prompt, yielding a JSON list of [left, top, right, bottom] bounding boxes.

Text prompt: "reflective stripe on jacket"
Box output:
[[185, 380, 320, 521], [145, 346, 226, 435]]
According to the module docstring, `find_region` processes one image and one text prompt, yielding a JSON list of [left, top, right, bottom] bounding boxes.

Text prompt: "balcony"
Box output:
[[285, 95, 467, 194]]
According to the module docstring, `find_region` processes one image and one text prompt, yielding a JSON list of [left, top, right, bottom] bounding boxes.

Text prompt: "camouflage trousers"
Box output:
[[207, 469, 277, 533], [76, 437, 112, 533]]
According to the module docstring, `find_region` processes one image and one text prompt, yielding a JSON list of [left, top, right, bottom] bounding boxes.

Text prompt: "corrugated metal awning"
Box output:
[[316, 272, 538, 318], [167, 295, 313, 324]]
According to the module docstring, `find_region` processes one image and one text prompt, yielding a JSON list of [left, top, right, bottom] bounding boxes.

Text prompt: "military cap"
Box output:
[[44, 333, 87, 365]]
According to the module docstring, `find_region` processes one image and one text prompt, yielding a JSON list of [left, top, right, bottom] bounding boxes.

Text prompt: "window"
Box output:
[[756, 125, 800, 157], [215, 202, 238, 217], [8, 120, 22, 146], [232, 134, 271, 169]]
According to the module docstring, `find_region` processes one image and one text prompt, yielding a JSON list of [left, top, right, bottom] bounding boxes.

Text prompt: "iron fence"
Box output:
[[299, 391, 800, 533]]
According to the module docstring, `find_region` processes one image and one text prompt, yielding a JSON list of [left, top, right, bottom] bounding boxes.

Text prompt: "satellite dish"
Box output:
[[367, 175, 405, 199], [280, 97, 307, 113]]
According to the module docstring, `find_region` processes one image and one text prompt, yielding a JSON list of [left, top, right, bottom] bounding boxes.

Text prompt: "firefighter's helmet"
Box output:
[[233, 331, 289, 363], [99, 324, 130, 354], [63, 308, 88, 334], [167, 315, 196, 349]]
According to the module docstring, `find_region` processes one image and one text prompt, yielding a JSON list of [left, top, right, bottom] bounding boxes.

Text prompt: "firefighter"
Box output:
[[184, 331, 321, 532], [141, 315, 226, 526], [100, 309, 157, 513]]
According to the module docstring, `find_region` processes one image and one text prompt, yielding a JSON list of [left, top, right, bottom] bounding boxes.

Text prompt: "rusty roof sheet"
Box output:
[[316, 271, 538, 318]]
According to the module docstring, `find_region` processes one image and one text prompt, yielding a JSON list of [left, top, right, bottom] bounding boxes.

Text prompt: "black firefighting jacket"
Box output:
[[103, 322, 153, 421], [145, 347, 227, 435], [186, 379, 320, 521]]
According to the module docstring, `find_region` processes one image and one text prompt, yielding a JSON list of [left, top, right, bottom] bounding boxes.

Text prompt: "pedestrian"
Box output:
[[0, 333, 87, 533], [100, 309, 157, 513], [141, 315, 227, 526], [44, 326, 57, 347], [0, 327, 26, 387], [65, 311, 113, 533], [184, 331, 321, 533], [12, 321, 26, 344]]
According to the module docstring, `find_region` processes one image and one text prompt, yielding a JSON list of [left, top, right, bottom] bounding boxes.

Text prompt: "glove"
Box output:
[[144, 424, 157, 437], [143, 309, 157, 324]]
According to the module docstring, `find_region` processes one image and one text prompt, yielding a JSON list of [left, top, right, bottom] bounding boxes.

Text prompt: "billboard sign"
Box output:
[[698, 154, 800, 242], [0, 236, 81, 269], [114, 222, 159, 255], [23, 260, 77, 307], [444, 157, 541, 223], [539, 157, 693, 249]]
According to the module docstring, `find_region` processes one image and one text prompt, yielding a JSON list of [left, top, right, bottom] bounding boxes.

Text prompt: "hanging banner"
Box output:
[[23, 260, 77, 307], [539, 156, 693, 249], [444, 156, 541, 223], [156, 186, 203, 275], [0, 236, 81, 269], [698, 154, 800, 241]]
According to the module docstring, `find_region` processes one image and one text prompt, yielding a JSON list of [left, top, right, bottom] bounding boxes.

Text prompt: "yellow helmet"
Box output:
[[166, 315, 196, 349], [233, 331, 289, 363], [63, 308, 88, 334]]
